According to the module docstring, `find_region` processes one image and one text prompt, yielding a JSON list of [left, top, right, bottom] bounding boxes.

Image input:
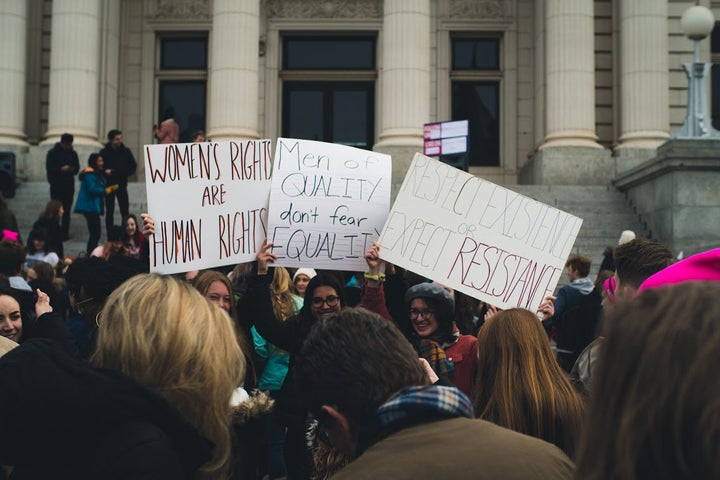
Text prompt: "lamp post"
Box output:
[[673, 5, 720, 138]]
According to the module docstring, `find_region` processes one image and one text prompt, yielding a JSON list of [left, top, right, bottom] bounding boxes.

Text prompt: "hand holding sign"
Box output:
[[141, 213, 155, 237], [266, 138, 391, 271], [257, 239, 277, 276]]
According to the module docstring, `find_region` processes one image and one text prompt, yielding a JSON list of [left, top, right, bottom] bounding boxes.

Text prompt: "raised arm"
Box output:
[[360, 242, 396, 325], [240, 239, 303, 353]]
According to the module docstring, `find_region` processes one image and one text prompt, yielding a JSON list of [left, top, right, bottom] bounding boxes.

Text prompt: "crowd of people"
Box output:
[[0, 135, 717, 479]]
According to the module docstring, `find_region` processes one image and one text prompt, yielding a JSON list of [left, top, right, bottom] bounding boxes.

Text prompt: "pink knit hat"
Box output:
[[638, 248, 720, 292]]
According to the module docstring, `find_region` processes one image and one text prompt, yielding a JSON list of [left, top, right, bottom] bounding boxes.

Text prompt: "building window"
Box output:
[[451, 36, 501, 167], [281, 35, 376, 149], [157, 34, 208, 142], [711, 24, 720, 130]]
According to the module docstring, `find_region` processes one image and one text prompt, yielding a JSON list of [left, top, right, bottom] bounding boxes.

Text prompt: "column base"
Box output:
[[613, 147, 660, 174], [520, 146, 614, 185], [18, 145, 101, 182], [206, 127, 259, 142], [41, 128, 102, 148], [614, 138, 720, 255], [0, 127, 29, 146], [540, 130, 604, 150], [616, 130, 669, 149], [373, 140, 423, 194]]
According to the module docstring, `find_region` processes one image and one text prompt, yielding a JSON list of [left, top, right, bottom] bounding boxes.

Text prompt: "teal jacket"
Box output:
[[74, 168, 106, 214], [252, 326, 290, 391]]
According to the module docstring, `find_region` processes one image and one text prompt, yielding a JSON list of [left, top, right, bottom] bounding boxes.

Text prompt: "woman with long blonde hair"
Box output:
[[270, 266, 303, 321], [92, 274, 244, 479], [473, 308, 584, 457], [192, 270, 257, 389], [0, 274, 244, 479]]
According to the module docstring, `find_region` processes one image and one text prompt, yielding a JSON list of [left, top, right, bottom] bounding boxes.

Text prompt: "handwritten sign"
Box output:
[[144, 140, 273, 274], [378, 153, 583, 310], [267, 138, 391, 271]]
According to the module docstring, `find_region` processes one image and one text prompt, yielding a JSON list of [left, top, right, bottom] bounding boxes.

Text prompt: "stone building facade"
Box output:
[[0, 0, 716, 188]]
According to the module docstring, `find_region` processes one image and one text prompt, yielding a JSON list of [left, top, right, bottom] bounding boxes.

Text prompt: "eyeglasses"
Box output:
[[311, 295, 339, 307], [75, 296, 95, 315], [409, 308, 435, 319]]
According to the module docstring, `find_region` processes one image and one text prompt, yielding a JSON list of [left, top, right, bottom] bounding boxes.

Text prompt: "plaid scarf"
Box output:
[[356, 385, 473, 455], [416, 339, 454, 380]]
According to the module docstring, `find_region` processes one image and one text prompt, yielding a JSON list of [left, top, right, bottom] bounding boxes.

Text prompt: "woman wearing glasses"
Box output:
[[362, 242, 478, 400], [242, 239, 347, 480]]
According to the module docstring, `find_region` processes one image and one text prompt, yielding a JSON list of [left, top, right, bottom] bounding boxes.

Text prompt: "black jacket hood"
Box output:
[[0, 338, 212, 474]]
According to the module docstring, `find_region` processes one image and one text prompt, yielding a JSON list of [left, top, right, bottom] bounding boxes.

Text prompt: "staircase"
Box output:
[[509, 185, 650, 280], [6, 182, 148, 258]]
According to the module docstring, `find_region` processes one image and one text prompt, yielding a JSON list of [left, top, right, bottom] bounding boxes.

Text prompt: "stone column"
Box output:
[[615, 0, 669, 168], [374, 0, 431, 184], [526, 0, 612, 185], [0, 1, 28, 145], [43, 0, 102, 146], [541, 0, 602, 149], [207, 0, 260, 140], [99, 0, 121, 140]]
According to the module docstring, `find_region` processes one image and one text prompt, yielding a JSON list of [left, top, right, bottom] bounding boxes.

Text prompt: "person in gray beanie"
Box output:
[[404, 283, 478, 399]]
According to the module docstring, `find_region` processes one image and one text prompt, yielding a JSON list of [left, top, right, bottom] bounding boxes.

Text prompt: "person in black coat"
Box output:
[[241, 240, 346, 480], [45, 133, 79, 240], [99, 129, 137, 236], [31, 200, 65, 258]]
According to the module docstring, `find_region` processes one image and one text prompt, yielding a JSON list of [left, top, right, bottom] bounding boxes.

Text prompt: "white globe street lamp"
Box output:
[[673, 5, 720, 138]]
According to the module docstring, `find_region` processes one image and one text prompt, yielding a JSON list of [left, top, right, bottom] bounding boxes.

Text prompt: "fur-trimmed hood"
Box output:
[[232, 390, 275, 426]]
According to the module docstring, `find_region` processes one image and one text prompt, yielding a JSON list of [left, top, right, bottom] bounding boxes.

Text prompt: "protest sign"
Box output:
[[267, 138, 391, 271], [144, 140, 273, 274], [378, 153, 583, 310]]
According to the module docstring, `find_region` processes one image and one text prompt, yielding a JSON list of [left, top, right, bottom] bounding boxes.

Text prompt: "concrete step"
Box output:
[[508, 184, 651, 288], [6, 182, 148, 257]]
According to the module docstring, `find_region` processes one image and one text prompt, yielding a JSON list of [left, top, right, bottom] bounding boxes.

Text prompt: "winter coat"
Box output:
[[0, 336, 212, 480], [552, 278, 602, 354], [444, 334, 478, 399], [74, 168, 106, 214], [230, 391, 275, 480], [252, 326, 290, 392], [99, 143, 137, 186], [332, 417, 574, 480], [154, 118, 180, 144], [0, 205, 19, 238], [243, 272, 309, 429], [45, 143, 80, 188]]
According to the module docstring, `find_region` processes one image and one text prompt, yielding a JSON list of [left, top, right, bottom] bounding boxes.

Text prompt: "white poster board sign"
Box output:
[[267, 138, 391, 271], [144, 140, 273, 274], [378, 153, 583, 310]]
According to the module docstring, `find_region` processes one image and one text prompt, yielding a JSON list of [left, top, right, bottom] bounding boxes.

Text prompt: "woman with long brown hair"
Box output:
[[474, 308, 584, 457], [32, 199, 65, 258], [576, 281, 720, 479]]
